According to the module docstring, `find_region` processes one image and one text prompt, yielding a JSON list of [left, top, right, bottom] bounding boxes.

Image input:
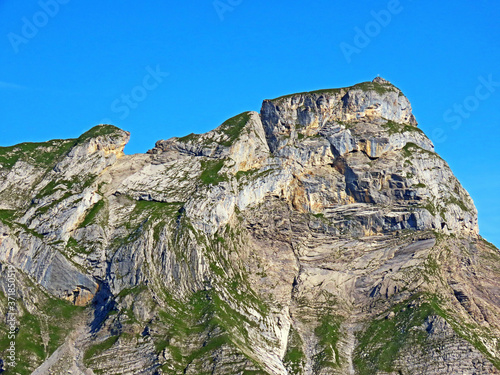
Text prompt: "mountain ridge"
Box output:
[[0, 78, 499, 374]]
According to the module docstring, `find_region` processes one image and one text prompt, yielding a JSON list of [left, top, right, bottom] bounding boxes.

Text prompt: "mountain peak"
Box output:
[[372, 76, 391, 84], [266, 79, 414, 128], [0, 81, 497, 375]]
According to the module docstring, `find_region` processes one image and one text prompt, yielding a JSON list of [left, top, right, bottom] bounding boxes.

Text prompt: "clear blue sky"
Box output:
[[1, 0, 499, 246]]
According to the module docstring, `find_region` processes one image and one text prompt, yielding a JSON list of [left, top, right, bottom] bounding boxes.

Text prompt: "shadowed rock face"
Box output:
[[0, 79, 499, 375]]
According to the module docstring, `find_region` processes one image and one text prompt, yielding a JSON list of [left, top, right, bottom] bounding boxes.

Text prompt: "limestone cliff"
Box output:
[[0, 78, 499, 375]]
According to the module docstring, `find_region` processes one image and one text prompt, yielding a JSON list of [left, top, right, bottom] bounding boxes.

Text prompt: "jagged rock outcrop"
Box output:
[[0, 78, 499, 375]]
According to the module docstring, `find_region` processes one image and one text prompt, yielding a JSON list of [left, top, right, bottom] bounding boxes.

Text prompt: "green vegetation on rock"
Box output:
[[79, 199, 106, 228], [0, 139, 75, 170], [77, 124, 125, 143], [402, 142, 440, 159], [155, 288, 255, 373], [381, 120, 422, 135], [353, 295, 435, 374], [446, 195, 470, 212], [0, 209, 16, 223], [177, 132, 199, 143], [352, 81, 399, 95], [218, 111, 251, 146], [270, 80, 401, 102], [200, 159, 227, 185], [0, 291, 85, 375], [83, 335, 120, 364], [284, 327, 306, 374], [354, 293, 500, 374], [313, 315, 343, 371]]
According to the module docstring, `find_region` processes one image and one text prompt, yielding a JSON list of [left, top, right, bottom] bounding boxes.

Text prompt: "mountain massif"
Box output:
[[0, 77, 499, 374]]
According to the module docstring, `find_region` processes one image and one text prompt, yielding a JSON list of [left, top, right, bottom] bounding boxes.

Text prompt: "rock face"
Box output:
[[0, 78, 499, 375]]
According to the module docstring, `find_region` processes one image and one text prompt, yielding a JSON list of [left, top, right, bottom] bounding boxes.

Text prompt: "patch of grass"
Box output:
[[381, 120, 422, 135], [0, 209, 16, 223], [113, 199, 184, 248], [353, 294, 500, 373], [402, 143, 416, 158], [312, 212, 326, 220], [0, 295, 84, 375], [284, 327, 305, 374], [0, 139, 75, 170], [154, 239, 271, 372], [480, 237, 499, 251], [177, 132, 199, 143], [402, 124, 423, 134], [45, 298, 85, 354], [353, 295, 433, 374], [382, 119, 420, 133], [132, 199, 183, 219], [45, 297, 85, 320], [402, 142, 440, 159], [66, 236, 91, 254], [424, 255, 440, 277], [217, 112, 251, 146], [15, 222, 45, 239], [313, 315, 343, 371], [235, 168, 274, 184], [36, 175, 96, 200], [77, 124, 125, 143], [352, 81, 398, 95], [414, 183, 427, 188], [422, 201, 445, 220], [309, 88, 344, 96], [271, 88, 344, 102], [155, 289, 246, 372], [270, 88, 343, 102], [36, 191, 73, 215], [200, 159, 227, 185], [16, 314, 45, 359], [235, 168, 259, 180], [116, 285, 147, 299], [429, 297, 500, 370], [270, 90, 324, 102], [381, 120, 401, 134], [446, 195, 469, 212], [424, 202, 436, 216], [79, 199, 105, 228], [37, 180, 65, 197], [269, 80, 403, 103], [479, 250, 500, 273], [83, 335, 119, 362]]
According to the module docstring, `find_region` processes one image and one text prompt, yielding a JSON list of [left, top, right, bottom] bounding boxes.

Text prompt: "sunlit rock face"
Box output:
[[0, 79, 498, 375]]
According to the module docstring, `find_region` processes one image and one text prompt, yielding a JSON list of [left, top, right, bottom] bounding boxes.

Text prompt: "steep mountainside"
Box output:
[[0, 77, 499, 375]]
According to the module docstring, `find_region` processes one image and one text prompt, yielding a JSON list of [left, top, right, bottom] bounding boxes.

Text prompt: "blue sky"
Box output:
[[0, 0, 499, 246]]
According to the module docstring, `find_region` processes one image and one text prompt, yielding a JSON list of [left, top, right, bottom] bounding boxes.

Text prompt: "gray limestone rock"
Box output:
[[0, 79, 498, 375]]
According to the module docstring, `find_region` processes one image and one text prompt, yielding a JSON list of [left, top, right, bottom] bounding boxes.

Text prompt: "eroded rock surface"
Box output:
[[0, 78, 498, 374]]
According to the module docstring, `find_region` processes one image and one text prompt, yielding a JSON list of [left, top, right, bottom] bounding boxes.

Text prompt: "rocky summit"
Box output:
[[0, 78, 499, 375]]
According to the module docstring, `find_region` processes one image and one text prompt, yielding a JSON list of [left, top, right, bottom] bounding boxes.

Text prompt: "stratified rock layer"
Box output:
[[0, 78, 498, 375]]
